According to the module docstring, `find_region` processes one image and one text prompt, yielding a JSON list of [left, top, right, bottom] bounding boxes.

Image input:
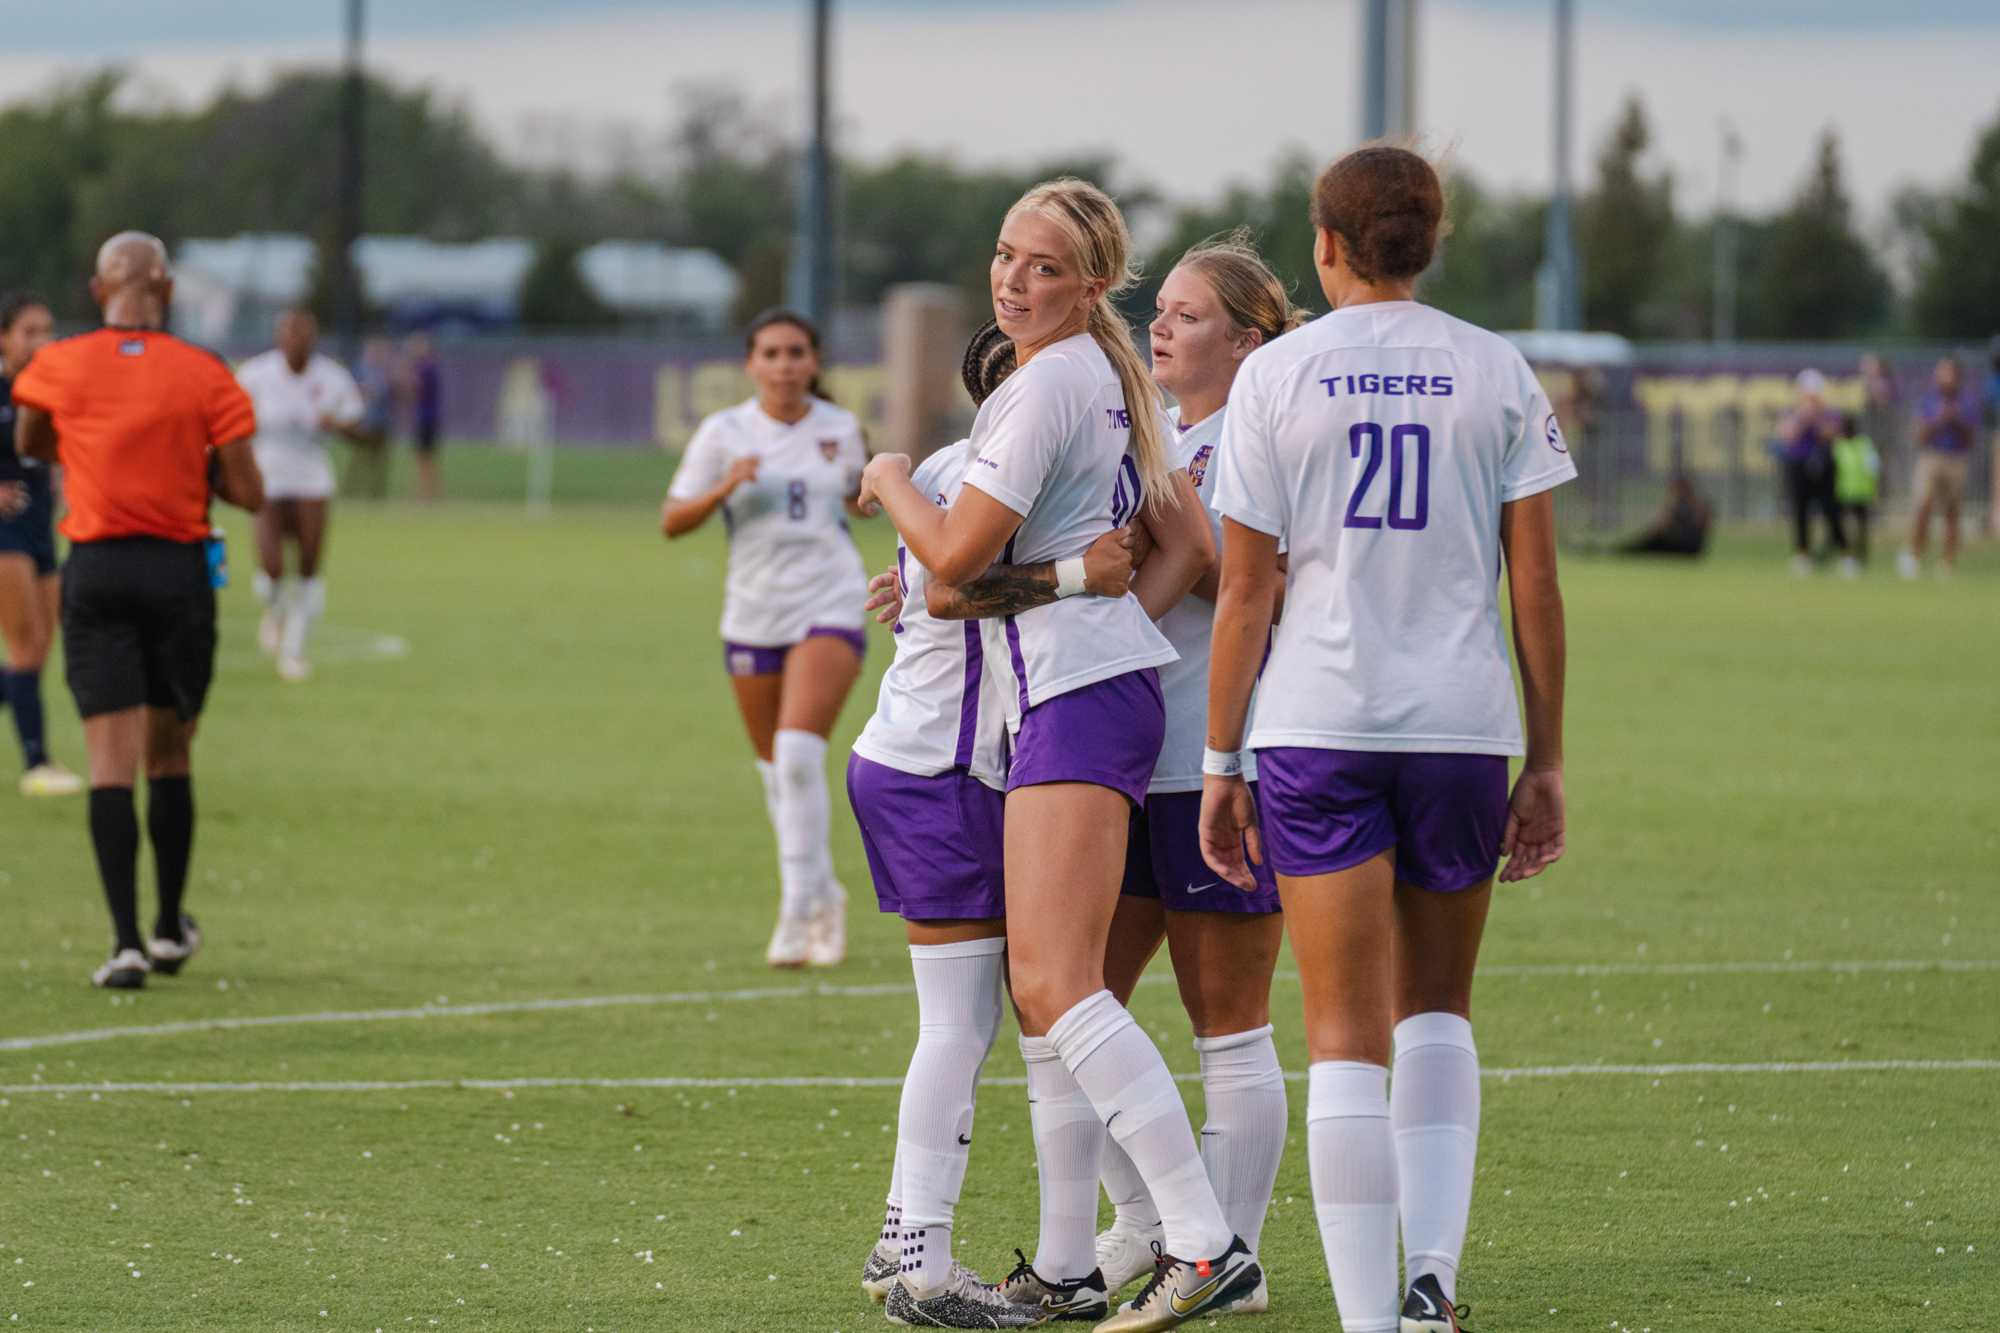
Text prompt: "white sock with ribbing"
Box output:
[[771, 729, 830, 920], [1022, 1033, 1104, 1281], [1392, 1012, 1479, 1303], [1307, 1061, 1399, 1333], [1195, 1024, 1287, 1253], [896, 938, 1006, 1291], [1047, 990, 1233, 1262]]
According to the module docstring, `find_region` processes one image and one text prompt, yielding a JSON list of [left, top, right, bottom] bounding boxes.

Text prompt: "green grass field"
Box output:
[[4, 445, 1996, 1332]]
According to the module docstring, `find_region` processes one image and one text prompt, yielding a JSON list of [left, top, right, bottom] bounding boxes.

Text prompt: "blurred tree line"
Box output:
[[0, 69, 1993, 340]]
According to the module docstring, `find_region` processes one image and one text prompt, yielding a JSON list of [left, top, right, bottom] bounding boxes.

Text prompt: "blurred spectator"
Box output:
[[1616, 472, 1711, 558], [1831, 413, 1881, 567], [1988, 336, 2000, 535], [402, 334, 443, 503], [1858, 352, 1901, 465], [344, 337, 396, 501], [1776, 368, 1851, 576], [1898, 356, 1982, 579]]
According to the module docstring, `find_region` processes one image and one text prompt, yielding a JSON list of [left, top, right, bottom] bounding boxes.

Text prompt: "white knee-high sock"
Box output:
[[771, 729, 830, 920], [1307, 1061, 1400, 1333], [252, 570, 280, 609], [1195, 1025, 1287, 1253], [1100, 1138, 1161, 1234], [281, 576, 325, 660], [897, 938, 1006, 1290], [1047, 990, 1233, 1262], [1392, 1012, 1479, 1303], [753, 758, 785, 899], [1022, 1033, 1104, 1281]]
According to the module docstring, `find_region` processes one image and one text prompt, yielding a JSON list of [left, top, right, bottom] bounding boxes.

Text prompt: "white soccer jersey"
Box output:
[[668, 397, 870, 646], [960, 333, 1176, 724], [1211, 301, 1576, 756], [851, 442, 1007, 789], [236, 350, 365, 500], [1148, 405, 1258, 793]]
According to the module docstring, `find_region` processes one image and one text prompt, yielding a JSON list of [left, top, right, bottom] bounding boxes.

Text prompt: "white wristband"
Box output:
[[1054, 557, 1088, 598], [1202, 746, 1245, 777]]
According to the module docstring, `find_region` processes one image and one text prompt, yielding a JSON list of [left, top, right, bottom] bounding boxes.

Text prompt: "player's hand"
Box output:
[[864, 566, 904, 625], [0, 482, 26, 520], [1499, 766, 1565, 882], [856, 453, 912, 515], [1198, 773, 1263, 892], [719, 455, 761, 496], [1126, 516, 1157, 567], [1081, 526, 1136, 598]]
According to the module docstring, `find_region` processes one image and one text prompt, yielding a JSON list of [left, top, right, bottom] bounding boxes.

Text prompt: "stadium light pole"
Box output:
[[1712, 119, 1743, 345], [786, 0, 835, 325], [1361, 0, 1419, 141], [335, 0, 365, 361], [1534, 0, 1581, 331]]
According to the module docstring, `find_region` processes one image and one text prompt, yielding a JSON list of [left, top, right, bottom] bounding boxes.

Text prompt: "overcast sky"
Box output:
[[2, 0, 1995, 221]]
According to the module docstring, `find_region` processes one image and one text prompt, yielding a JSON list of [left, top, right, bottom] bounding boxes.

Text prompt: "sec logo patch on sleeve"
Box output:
[[1544, 412, 1567, 454]]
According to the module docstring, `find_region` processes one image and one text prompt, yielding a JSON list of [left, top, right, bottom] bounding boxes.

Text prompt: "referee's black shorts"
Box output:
[[61, 538, 216, 722]]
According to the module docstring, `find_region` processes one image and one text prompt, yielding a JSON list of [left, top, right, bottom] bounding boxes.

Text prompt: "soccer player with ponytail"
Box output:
[[860, 178, 1259, 1331], [1202, 147, 1573, 1333], [663, 309, 871, 970], [1090, 231, 1308, 1316]]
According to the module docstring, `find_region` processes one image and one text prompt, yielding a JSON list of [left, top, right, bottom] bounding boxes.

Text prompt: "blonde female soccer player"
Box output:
[[663, 309, 869, 969], [1090, 232, 1307, 1317], [860, 178, 1256, 1332], [1201, 146, 1573, 1333]]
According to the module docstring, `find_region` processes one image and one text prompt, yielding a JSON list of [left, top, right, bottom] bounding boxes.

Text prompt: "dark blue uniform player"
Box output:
[[0, 292, 82, 797]]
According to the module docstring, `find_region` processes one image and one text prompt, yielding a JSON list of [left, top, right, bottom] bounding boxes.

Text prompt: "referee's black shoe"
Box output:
[[147, 915, 203, 977], [91, 948, 151, 990]]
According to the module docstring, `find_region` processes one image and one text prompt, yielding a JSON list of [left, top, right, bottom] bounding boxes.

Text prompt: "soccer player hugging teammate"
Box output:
[[1200, 148, 1573, 1333], [663, 309, 871, 969], [848, 320, 1140, 1328], [11, 232, 264, 989], [236, 308, 367, 682], [859, 178, 1257, 1332], [0, 291, 86, 796], [1085, 232, 1310, 1318]]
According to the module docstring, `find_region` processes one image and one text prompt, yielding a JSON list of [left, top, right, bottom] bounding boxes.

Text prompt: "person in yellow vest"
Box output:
[[1831, 413, 1881, 570]]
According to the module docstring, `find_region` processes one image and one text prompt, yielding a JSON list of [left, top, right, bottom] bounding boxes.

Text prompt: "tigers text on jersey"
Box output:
[[1148, 406, 1256, 793], [851, 442, 1007, 789], [960, 333, 1176, 723], [1211, 301, 1576, 756], [668, 397, 870, 646], [236, 350, 365, 499]]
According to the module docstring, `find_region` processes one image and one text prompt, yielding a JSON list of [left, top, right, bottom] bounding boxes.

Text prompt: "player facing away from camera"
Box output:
[[236, 308, 367, 683], [0, 292, 85, 797], [1200, 147, 1572, 1333], [850, 321, 1140, 1329], [1090, 232, 1309, 1318], [663, 309, 871, 969], [860, 178, 1257, 1333]]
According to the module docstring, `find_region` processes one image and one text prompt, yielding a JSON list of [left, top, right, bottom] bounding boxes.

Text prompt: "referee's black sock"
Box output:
[[147, 776, 194, 942], [88, 786, 143, 954]]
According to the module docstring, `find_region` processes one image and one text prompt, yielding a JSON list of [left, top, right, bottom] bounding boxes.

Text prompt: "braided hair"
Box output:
[[961, 319, 1018, 407]]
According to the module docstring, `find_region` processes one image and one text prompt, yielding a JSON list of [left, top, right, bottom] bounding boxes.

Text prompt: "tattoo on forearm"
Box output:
[[933, 563, 1060, 618]]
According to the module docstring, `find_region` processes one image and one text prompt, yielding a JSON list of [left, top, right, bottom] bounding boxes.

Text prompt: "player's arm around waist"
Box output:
[[924, 525, 1136, 620], [14, 404, 56, 464], [1130, 471, 1215, 620]]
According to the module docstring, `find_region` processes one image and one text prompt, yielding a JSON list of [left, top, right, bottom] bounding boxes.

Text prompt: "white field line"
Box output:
[[3, 960, 1994, 1056], [4, 1060, 1999, 1097]]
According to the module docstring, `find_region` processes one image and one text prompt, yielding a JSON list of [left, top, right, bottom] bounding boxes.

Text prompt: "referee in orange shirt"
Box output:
[[12, 232, 264, 989]]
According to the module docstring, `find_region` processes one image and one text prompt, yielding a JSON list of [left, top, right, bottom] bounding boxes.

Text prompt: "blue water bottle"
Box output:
[[205, 526, 229, 589]]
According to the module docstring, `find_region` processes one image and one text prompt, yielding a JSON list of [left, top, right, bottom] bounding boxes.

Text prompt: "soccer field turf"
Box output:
[[3, 452, 1995, 1332]]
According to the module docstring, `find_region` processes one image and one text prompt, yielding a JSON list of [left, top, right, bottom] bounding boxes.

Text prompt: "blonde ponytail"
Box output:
[[1008, 177, 1178, 516]]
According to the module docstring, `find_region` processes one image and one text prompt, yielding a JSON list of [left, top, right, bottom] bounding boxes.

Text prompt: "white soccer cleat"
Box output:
[[1096, 1220, 1167, 1295], [861, 1240, 900, 1303], [147, 915, 203, 977], [277, 655, 313, 683], [91, 948, 151, 990], [806, 880, 847, 967], [1896, 549, 1921, 581], [766, 914, 811, 969], [1838, 555, 1861, 580], [19, 763, 84, 797]]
